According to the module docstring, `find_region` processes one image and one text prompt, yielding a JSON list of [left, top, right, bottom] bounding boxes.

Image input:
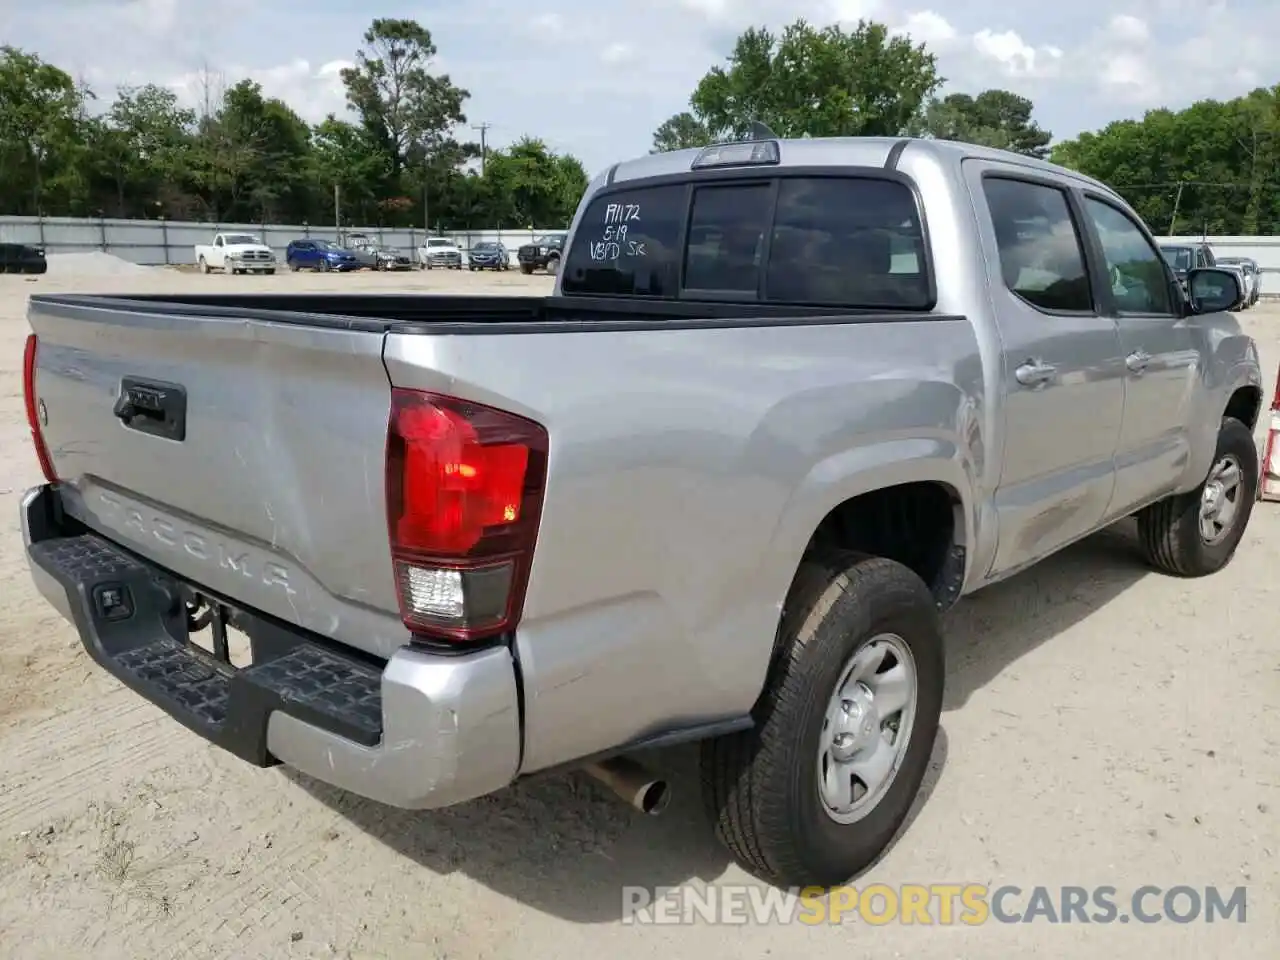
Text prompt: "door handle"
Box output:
[[1014, 360, 1057, 387], [1125, 350, 1151, 374]]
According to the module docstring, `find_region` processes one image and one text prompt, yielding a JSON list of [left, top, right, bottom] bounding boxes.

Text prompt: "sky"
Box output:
[[3, 0, 1275, 179]]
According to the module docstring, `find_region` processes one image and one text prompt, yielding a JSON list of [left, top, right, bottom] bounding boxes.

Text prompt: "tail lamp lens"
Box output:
[[386, 389, 547, 642], [23, 334, 56, 482]]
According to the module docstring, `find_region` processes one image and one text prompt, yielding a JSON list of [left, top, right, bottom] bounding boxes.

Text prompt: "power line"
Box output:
[[1110, 180, 1280, 190]]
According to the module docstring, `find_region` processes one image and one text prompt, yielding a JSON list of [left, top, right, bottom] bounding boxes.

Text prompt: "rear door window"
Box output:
[[765, 178, 929, 308], [982, 177, 1093, 313], [560, 174, 932, 309]]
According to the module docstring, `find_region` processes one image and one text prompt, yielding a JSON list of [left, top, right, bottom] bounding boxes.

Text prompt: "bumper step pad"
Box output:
[[28, 533, 383, 766]]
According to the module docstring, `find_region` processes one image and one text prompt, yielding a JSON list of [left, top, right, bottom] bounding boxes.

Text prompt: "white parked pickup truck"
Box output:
[[194, 233, 277, 275]]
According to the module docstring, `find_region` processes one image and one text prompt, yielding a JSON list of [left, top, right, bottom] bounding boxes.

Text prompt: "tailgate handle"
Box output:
[[113, 378, 187, 442]]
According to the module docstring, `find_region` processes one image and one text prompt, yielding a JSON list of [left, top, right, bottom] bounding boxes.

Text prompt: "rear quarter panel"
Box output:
[[1179, 313, 1262, 490], [385, 318, 984, 772]]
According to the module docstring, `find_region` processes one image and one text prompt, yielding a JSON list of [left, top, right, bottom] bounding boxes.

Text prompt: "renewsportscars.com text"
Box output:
[[621, 884, 1248, 925]]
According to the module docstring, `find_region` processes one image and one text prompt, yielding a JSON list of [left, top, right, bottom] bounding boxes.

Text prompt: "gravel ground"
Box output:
[[0, 267, 1275, 959]]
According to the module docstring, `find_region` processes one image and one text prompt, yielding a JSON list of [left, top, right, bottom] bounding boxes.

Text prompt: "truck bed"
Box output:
[[34, 291, 944, 332], [27, 290, 976, 769]]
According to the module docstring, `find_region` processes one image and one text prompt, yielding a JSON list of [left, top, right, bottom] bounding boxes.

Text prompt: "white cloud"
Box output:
[[895, 11, 958, 46], [530, 13, 565, 37], [972, 28, 1062, 78], [1109, 14, 1150, 44], [163, 58, 352, 120], [600, 43, 635, 64]]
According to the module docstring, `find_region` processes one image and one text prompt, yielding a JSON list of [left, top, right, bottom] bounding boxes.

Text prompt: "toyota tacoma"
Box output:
[[19, 136, 1261, 888]]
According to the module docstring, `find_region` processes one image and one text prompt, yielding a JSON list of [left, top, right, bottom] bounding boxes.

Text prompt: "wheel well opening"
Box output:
[[1225, 385, 1263, 431], [806, 482, 964, 608]]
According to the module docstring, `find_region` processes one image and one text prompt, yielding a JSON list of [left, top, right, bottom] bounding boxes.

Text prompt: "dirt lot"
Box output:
[[0, 266, 1276, 959]]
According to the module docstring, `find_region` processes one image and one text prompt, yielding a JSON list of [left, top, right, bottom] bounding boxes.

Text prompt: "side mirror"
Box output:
[[1186, 267, 1243, 314]]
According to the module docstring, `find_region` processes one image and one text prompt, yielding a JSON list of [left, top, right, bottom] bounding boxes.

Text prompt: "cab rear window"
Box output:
[[560, 174, 931, 309]]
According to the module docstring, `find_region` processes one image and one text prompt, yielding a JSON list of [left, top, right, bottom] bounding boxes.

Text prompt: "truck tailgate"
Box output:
[[27, 296, 404, 658]]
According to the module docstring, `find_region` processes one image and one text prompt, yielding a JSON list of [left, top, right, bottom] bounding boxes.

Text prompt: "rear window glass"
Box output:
[[560, 176, 930, 308], [560, 184, 687, 297], [684, 183, 772, 292]]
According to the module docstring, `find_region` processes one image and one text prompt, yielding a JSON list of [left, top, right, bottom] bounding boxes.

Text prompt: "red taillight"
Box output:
[[22, 334, 56, 482], [386, 388, 548, 643]]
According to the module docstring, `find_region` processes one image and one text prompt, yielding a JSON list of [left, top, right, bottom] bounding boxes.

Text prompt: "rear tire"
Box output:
[[700, 552, 944, 888], [1137, 416, 1257, 577], [199, 257, 209, 274], [520, 264, 534, 275]]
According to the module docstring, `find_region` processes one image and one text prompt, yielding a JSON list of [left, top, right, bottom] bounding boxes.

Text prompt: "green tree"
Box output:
[[0, 32, 593, 229], [310, 117, 390, 224], [654, 19, 942, 145], [482, 137, 588, 227], [187, 78, 312, 221], [651, 112, 712, 153], [94, 84, 194, 216], [1052, 87, 1280, 235], [918, 89, 1051, 157], [341, 19, 470, 178], [0, 46, 92, 214]]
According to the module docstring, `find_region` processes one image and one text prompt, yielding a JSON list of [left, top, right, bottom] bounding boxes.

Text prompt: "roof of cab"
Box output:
[[605, 135, 1118, 200]]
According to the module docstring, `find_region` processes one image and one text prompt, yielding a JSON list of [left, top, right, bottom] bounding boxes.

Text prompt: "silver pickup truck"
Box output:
[[19, 136, 1261, 888]]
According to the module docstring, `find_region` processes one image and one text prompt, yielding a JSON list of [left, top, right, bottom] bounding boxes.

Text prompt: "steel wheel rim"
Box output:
[[817, 633, 918, 825], [1199, 453, 1243, 545]]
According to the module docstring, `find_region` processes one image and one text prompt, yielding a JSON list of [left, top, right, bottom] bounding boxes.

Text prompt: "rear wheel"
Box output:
[[520, 264, 534, 275], [700, 552, 944, 888], [199, 257, 209, 274], [1137, 416, 1257, 576]]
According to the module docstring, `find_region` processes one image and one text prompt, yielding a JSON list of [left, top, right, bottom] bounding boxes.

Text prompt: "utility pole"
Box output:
[[472, 122, 492, 175], [333, 183, 341, 241], [1168, 181, 1184, 235]]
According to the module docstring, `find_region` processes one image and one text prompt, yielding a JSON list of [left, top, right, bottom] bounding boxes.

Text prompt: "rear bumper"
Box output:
[[21, 483, 521, 810]]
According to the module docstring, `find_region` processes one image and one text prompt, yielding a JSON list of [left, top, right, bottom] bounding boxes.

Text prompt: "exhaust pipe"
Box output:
[[582, 757, 671, 815]]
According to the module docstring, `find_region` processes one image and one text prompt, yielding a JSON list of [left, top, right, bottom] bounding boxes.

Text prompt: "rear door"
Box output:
[[965, 162, 1126, 579], [1077, 193, 1197, 516]]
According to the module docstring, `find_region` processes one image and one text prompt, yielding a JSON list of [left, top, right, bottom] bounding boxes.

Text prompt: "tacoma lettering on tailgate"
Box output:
[[96, 489, 296, 595]]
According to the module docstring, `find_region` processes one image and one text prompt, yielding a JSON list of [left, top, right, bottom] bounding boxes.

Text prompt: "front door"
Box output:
[[965, 163, 1126, 580], [1078, 194, 1199, 516]]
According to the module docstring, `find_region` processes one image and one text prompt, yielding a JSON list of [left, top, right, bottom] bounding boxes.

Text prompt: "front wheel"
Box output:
[[1137, 416, 1258, 576], [701, 552, 944, 888], [520, 264, 534, 275], [545, 257, 560, 276]]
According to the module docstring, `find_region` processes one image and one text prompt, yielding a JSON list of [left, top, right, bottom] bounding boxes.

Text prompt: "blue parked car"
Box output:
[[285, 239, 361, 272], [468, 240, 509, 271]]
